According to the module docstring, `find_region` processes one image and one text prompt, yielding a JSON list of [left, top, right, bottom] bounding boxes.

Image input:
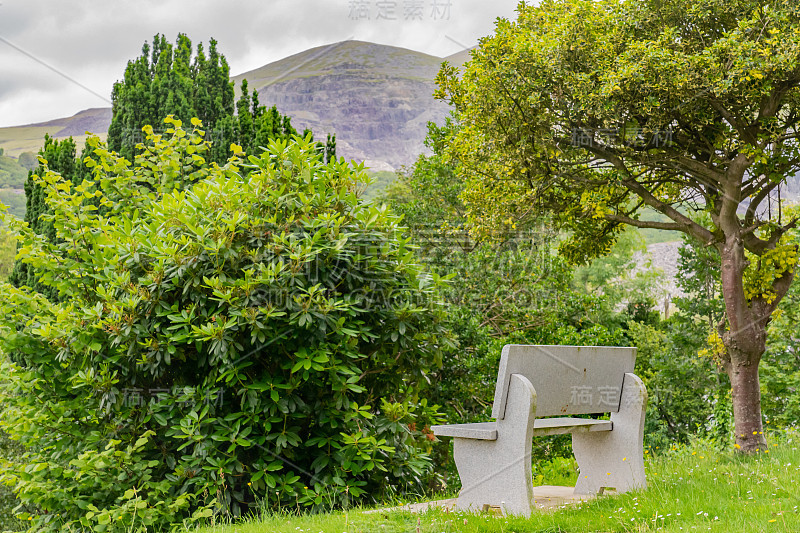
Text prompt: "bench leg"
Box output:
[[572, 372, 647, 495], [452, 374, 537, 516]]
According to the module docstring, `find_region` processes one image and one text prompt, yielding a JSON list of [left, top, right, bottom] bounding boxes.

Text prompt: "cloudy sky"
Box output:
[[0, 0, 519, 128]]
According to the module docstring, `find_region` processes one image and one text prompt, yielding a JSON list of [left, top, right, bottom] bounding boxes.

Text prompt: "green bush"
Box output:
[[0, 430, 24, 532], [0, 118, 451, 530]]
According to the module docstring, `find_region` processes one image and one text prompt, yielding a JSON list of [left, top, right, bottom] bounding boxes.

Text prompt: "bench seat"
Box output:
[[432, 418, 613, 440]]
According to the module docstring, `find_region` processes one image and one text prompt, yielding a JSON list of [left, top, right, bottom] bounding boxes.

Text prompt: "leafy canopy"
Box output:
[[438, 0, 800, 270]]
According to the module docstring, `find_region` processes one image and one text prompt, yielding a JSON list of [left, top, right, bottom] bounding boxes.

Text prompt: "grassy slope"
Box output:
[[0, 126, 57, 158], [0, 127, 106, 159], [194, 433, 800, 533]]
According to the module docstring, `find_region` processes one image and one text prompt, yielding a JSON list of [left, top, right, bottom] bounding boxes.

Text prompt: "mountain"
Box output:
[[0, 41, 455, 171], [0, 108, 111, 158], [443, 47, 475, 68], [233, 40, 452, 171]]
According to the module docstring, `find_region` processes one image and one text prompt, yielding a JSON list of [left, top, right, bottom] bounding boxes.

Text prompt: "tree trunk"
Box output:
[[718, 237, 769, 452], [727, 360, 767, 451]]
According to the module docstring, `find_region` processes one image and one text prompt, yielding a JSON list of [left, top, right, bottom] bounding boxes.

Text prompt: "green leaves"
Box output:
[[440, 0, 800, 264], [0, 119, 449, 526]]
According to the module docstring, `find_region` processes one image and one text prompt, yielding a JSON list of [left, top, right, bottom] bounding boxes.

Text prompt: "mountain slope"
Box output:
[[0, 108, 111, 158], [0, 40, 454, 170], [233, 40, 451, 170]]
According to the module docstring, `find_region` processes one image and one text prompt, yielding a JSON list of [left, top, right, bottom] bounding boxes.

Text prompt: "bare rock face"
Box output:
[[234, 40, 454, 171]]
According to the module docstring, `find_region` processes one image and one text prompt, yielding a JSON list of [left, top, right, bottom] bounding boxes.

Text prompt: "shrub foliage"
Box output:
[[0, 118, 449, 530]]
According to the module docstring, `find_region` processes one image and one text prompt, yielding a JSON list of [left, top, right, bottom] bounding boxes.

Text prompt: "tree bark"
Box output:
[[715, 218, 800, 452], [718, 236, 769, 452], [728, 360, 767, 451]]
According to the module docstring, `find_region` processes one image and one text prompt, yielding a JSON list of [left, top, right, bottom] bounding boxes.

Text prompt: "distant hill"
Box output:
[[0, 108, 111, 158], [0, 40, 456, 172], [233, 40, 452, 171], [30, 107, 113, 138]]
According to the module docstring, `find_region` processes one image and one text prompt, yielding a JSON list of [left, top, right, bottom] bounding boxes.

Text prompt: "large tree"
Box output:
[[107, 34, 335, 164], [107, 34, 236, 161], [436, 0, 800, 451]]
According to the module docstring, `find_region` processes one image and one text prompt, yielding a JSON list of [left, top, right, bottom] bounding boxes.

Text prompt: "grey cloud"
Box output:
[[0, 62, 67, 97]]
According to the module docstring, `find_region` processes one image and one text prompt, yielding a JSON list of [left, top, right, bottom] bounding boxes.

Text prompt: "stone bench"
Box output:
[[431, 345, 647, 516]]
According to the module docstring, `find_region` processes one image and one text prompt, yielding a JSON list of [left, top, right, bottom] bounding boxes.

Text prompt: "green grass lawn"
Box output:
[[194, 432, 800, 533]]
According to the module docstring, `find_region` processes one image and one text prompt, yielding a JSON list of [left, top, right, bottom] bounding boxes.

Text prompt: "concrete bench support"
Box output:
[[573, 372, 647, 495], [432, 345, 647, 517], [451, 374, 537, 516]]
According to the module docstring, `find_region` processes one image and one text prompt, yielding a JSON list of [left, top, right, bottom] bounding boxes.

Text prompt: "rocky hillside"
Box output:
[[233, 40, 455, 171]]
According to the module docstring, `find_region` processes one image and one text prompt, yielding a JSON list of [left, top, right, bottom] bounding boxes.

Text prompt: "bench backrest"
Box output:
[[491, 345, 636, 420]]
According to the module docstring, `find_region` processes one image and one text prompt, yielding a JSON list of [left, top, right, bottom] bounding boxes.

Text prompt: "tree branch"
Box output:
[[707, 98, 756, 145], [604, 214, 684, 231], [744, 179, 780, 228], [576, 142, 717, 243]]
